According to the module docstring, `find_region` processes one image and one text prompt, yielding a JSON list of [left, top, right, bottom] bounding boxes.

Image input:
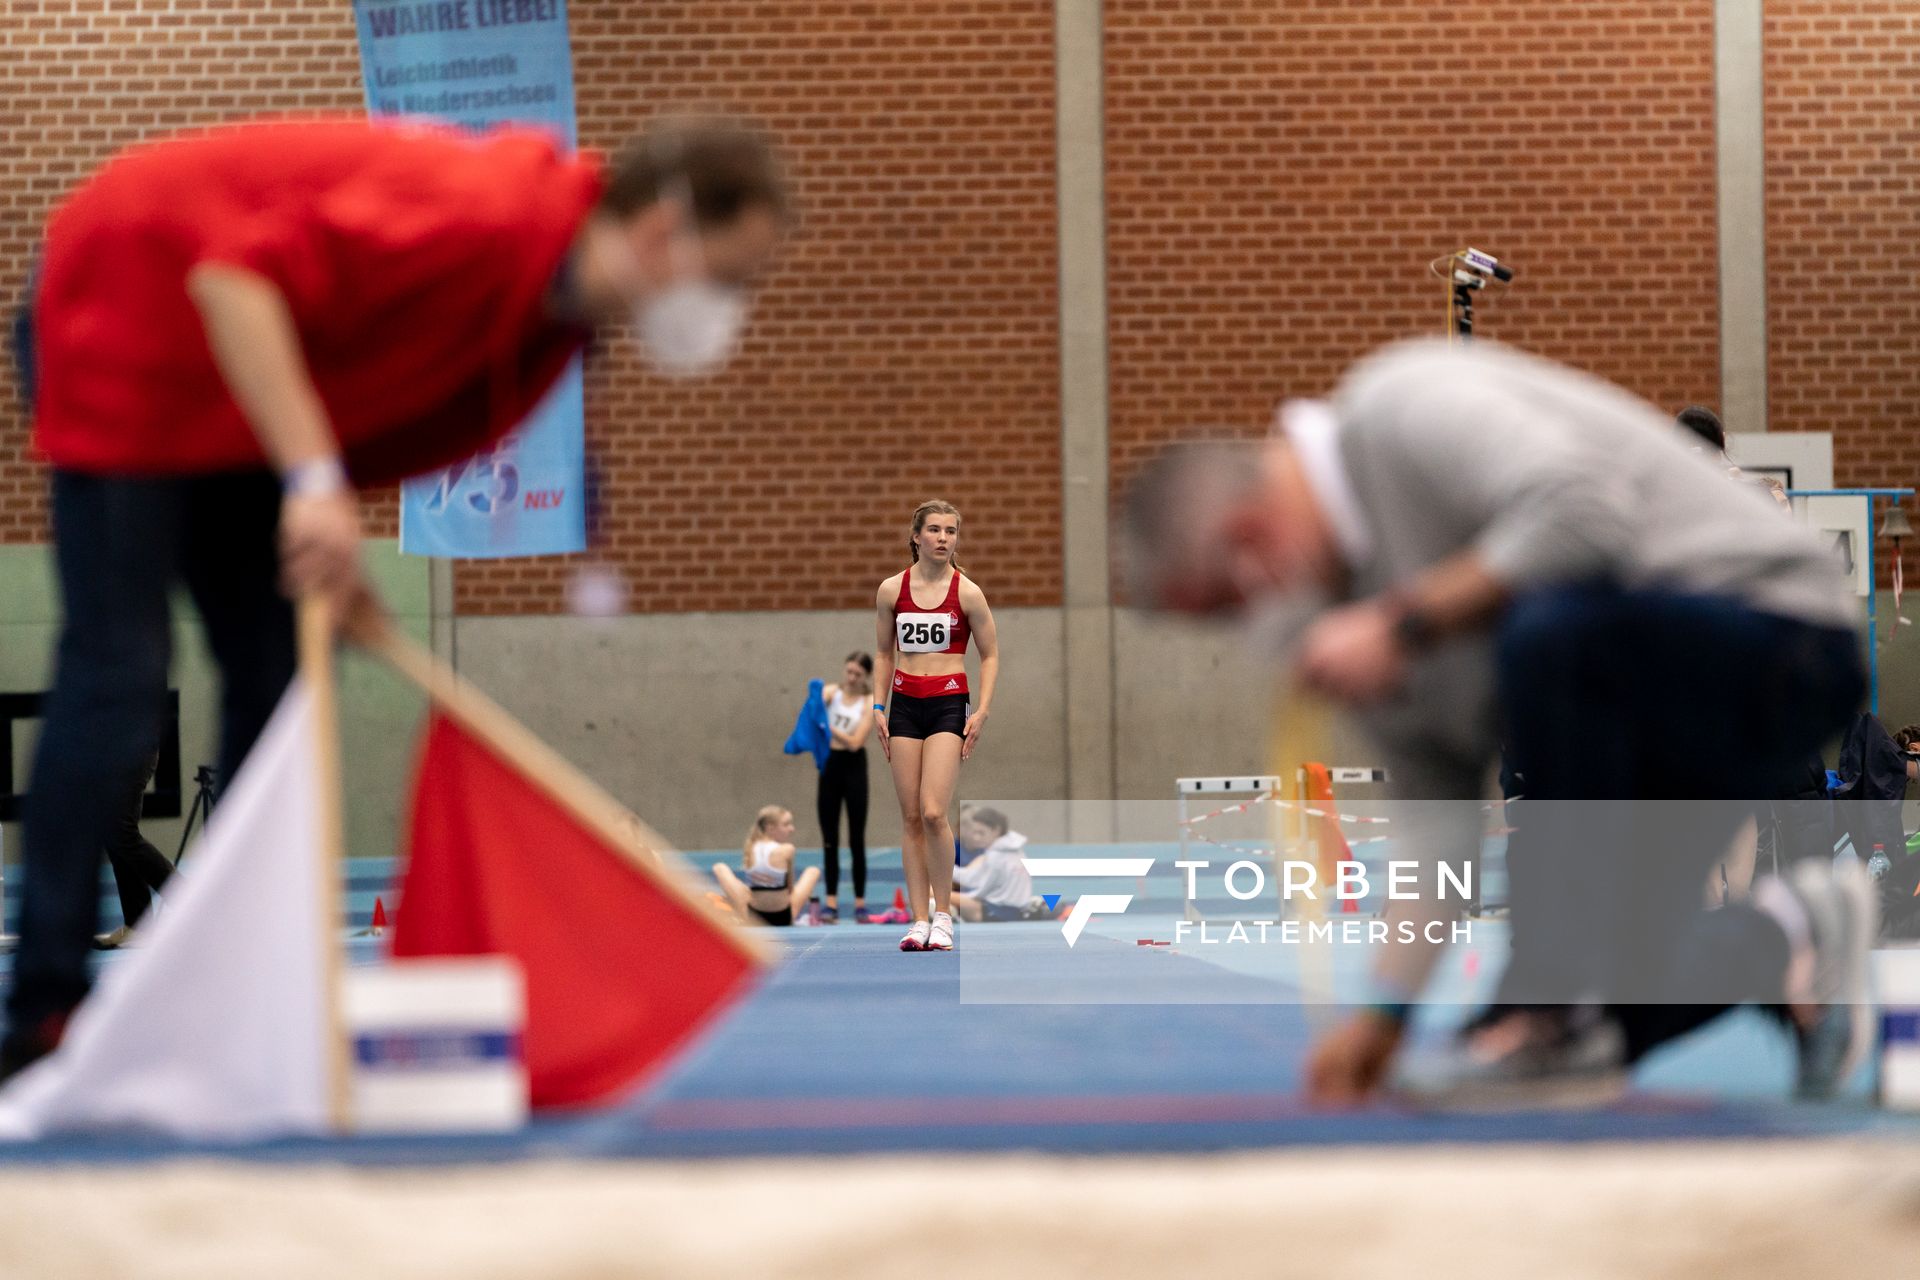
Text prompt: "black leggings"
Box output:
[[818, 749, 869, 900]]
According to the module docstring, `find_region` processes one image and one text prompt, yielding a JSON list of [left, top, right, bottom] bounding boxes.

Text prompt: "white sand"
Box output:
[[0, 1140, 1915, 1278]]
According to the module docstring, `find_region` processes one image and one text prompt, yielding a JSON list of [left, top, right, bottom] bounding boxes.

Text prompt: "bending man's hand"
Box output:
[[1303, 1011, 1406, 1107], [1294, 601, 1408, 706], [280, 489, 365, 609]]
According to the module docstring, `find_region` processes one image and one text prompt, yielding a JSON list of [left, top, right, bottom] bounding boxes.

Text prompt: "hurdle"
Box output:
[[1176, 770, 1391, 857], [1176, 769, 1390, 919]]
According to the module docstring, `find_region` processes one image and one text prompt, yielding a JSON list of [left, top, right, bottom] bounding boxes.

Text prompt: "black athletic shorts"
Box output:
[[888, 691, 968, 741], [748, 903, 793, 927]]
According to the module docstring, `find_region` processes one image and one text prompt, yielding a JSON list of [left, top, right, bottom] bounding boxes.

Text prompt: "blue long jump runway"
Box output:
[[0, 909, 1911, 1167]]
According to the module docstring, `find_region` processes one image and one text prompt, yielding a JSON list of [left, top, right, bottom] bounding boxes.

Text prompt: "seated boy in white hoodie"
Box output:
[[951, 807, 1047, 922]]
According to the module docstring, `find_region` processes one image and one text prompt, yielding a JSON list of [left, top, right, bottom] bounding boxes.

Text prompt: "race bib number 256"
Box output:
[[896, 612, 952, 653]]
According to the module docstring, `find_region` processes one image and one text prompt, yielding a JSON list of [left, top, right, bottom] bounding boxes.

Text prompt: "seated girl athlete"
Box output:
[[873, 499, 1000, 952], [711, 805, 821, 927], [950, 806, 1047, 923]]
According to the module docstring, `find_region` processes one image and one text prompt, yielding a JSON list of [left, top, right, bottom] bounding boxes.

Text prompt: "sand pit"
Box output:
[[0, 1140, 1915, 1279]]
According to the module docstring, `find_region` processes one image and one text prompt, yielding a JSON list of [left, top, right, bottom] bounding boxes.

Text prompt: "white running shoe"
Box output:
[[927, 911, 954, 951], [1788, 859, 1877, 1099], [900, 920, 931, 952]]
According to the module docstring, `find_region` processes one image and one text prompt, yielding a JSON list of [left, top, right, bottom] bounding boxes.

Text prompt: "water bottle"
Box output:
[[1869, 843, 1891, 881]]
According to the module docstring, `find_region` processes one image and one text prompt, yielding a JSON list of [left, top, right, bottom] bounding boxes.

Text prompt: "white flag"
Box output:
[[0, 681, 333, 1140]]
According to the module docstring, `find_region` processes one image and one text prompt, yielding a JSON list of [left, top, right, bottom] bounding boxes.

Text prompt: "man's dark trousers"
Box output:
[[1494, 583, 1863, 1062], [9, 469, 293, 1042]]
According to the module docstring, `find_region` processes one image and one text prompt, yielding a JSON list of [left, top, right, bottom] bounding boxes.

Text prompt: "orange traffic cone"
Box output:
[[369, 896, 388, 937], [891, 887, 908, 913]]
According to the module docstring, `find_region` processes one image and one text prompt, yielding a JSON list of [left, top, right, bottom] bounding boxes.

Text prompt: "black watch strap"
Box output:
[[1391, 602, 1440, 653]]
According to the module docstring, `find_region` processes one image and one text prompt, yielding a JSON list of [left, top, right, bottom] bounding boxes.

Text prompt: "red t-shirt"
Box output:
[[31, 118, 604, 485]]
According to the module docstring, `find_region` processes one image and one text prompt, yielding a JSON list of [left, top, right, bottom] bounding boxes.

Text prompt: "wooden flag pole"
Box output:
[[1271, 689, 1337, 1031], [296, 596, 354, 1134], [356, 617, 779, 969]]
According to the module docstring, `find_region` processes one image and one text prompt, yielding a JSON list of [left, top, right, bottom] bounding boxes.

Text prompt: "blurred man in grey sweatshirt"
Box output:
[[1123, 339, 1872, 1108]]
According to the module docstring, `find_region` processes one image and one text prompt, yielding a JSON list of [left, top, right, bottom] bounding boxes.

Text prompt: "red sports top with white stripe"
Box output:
[[892, 568, 971, 656]]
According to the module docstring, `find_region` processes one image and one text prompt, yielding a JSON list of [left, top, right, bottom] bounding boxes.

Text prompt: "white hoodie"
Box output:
[[953, 831, 1032, 908]]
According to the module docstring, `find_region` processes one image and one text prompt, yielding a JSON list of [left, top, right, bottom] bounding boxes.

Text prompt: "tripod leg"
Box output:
[[174, 785, 214, 864]]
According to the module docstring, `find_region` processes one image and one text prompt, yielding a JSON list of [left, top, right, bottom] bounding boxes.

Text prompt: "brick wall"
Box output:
[[0, 0, 374, 543], [1766, 1, 1920, 583], [0, 0, 1063, 614], [1105, 1, 1723, 493], [4, 1, 1917, 610], [462, 1, 1060, 614]]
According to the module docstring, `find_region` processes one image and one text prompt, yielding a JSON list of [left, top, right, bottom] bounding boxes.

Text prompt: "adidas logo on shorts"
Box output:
[[944, 678, 959, 692]]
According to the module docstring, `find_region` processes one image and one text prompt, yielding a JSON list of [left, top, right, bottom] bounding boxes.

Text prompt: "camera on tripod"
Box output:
[[1429, 246, 1515, 343], [176, 764, 219, 863]]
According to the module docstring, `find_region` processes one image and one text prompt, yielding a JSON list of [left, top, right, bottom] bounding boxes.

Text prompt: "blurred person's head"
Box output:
[[842, 651, 874, 695], [1896, 724, 1920, 755], [576, 114, 790, 376], [959, 807, 1010, 854], [1675, 405, 1726, 453], [1121, 435, 1341, 615]]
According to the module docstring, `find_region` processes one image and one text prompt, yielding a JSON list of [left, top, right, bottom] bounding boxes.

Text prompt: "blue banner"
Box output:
[[352, 0, 587, 559]]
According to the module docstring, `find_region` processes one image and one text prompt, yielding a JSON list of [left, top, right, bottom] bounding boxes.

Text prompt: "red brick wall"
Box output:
[[7, 2, 1917, 608], [467, 1, 1060, 614], [1105, 1, 1723, 494], [0, 0, 377, 542], [0, 0, 1063, 614], [1766, 1, 1920, 582]]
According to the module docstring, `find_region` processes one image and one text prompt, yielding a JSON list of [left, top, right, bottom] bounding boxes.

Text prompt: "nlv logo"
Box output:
[[1020, 858, 1156, 946]]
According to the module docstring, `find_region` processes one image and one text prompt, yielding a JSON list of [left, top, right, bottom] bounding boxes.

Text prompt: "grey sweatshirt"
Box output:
[[1312, 339, 1860, 787], [1332, 339, 1857, 629]]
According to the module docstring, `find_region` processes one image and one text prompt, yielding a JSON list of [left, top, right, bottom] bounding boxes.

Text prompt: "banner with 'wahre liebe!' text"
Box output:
[[352, 0, 587, 559]]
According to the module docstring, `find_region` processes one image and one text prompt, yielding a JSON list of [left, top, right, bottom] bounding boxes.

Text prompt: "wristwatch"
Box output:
[[282, 457, 348, 497], [1388, 599, 1440, 654]]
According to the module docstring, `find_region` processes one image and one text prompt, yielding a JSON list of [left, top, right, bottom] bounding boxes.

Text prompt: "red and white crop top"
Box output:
[[893, 569, 971, 656]]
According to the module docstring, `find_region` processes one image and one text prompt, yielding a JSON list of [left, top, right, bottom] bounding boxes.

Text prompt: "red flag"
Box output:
[[391, 712, 764, 1108]]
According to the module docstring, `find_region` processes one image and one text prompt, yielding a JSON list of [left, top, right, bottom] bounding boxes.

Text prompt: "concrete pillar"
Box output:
[[1056, 0, 1115, 827], [1715, 0, 1768, 431]]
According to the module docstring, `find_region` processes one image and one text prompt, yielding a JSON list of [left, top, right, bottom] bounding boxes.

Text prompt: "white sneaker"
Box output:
[[927, 911, 954, 951], [1788, 860, 1877, 1099], [900, 920, 931, 952]]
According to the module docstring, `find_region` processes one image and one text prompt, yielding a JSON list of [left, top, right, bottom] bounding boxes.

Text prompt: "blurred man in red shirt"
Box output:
[[6, 115, 788, 1075]]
